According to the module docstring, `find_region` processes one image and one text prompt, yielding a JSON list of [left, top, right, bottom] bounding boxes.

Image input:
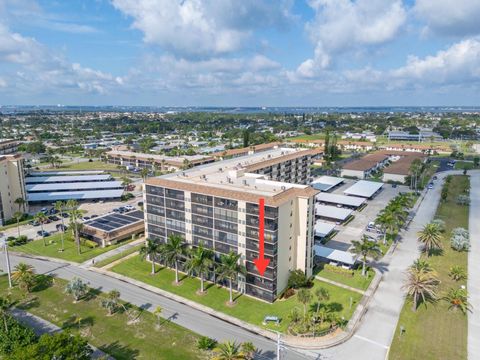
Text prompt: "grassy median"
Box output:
[[389, 175, 469, 360]]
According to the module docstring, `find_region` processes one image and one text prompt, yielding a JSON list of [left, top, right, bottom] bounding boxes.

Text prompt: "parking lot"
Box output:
[[321, 181, 411, 251]]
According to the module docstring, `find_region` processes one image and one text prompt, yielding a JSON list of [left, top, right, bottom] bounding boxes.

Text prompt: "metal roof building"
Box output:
[[314, 221, 336, 238], [343, 180, 384, 198], [316, 193, 366, 208], [27, 189, 124, 202], [25, 174, 113, 184], [311, 176, 344, 192], [26, 181, 122, 192], [314, 245, 357, 266], [28, 170, 105, 176], [315, 204, 353, 221]]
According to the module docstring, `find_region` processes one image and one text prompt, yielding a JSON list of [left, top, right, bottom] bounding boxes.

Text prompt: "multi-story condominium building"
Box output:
[[104, 150, 214, 172], [0, 154, 28, 225], [143, 147, 321, 302], [0, 139, 19, 155], [212, 142, 282, 159]]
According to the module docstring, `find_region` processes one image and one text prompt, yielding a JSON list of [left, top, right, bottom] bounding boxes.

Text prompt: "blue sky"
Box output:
[[0, 0, 479, 106]]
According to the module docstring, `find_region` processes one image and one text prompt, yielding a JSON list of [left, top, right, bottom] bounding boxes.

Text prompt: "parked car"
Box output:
[[124, 205, 135, 211], [433, 175, 438, 180], [112, 208, 120, 213], [90, 214, 98, 218], [40, 207, 48, 214], [30, 220, 40, 227], [56, 224, 68, 231], [428, 183, 434, 189], [392, 183, 397, 188], [61, 212, 69, 218], [82, 216, 91, 221], [36, 230, 50, 237], [48, 215, 60, 222], [49, 208, 58, 214]]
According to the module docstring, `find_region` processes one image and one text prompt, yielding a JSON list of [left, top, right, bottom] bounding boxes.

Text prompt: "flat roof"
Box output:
[[315, 221, 336, 238], [28, 170, 105, 176], [316, 193, 366, 207], [311, 176, 344, 192], [314, 245, 357, 266], [27, 189, 123, 202], [83, 210, 144, 233], [26, 181, 122, 192], [315, 204, 353, 221], [343, 180, 384, 198], [25, 175, 112, 184], [106, 150, 213, 165]]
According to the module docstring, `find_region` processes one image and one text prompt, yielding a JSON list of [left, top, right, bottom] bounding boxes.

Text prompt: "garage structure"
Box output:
[[343, 180, 384, 199], [316, 192, 366, 209], [315, 204, 353, 223], [314, 244, 357, 268], [81, 210, 144, 247], [314, 221, 336, 240], [311, 176, 344, 192]]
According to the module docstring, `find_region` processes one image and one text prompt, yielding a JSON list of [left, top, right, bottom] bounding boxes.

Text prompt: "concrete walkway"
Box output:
[[10, 308, 111, 359], [79, 238, 144, 268], [468, 170, 480, 360], [314, 275, 366, 295]]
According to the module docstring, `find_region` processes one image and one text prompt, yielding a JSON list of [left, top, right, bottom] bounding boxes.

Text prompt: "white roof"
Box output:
[[316, 193, 365, 207], [343, 180, 384, 198], [311, 176, 344, 192], [27, 189, 124, 202], [28, 170, 105, 176], [315, 221, 336, 238], [314, 245, 357, 266], [26, 181, 122, 192], [25, 175, 112, 184], [315, 204, 353, 221]]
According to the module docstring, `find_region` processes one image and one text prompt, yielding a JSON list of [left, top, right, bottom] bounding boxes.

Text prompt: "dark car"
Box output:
[[90, 214, 98, 218], [36, 230, 50, 237], [61, 213, 69, 218], [30, 220, 40, 227], [49, 208, 58, 214], [56, 224, 68, 231], [48, 215, 60, 222], [433, 176, 438, 180]]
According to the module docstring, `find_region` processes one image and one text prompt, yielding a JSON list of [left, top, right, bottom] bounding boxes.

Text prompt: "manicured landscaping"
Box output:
[[0, 276, 205, 360], [12, 232, 131, 263], [111, 256, 362, 333], [390, 175, 469, 360], [94, 244, 143, 268], [454, 161, 475, 170], [314, 265, 374, 291]]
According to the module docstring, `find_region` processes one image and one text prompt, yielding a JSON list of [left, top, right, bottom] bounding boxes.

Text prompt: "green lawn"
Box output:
[[94, 245, 143, 268], [454, 161, 475, 170], [12, 232, 131, 263], [46, 160, 121, 171], [389, 175, 469, 360], [0, 276, 205, 360], [289, 133, 326, 141], [314, 266, 374, 291], [111, 256, 362, 333]]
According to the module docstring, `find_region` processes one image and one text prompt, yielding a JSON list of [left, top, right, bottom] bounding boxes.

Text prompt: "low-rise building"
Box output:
[[0, 139, 19, 155], [0, 154, 28, 225], [212, 142, 282, 159]]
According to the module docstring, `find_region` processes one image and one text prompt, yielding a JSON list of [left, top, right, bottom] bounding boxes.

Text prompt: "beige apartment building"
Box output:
[[0, 154, 28, 225], [143, 147, 321, 302]]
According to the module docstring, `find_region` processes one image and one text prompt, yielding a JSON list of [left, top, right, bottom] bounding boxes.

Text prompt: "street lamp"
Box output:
[[0, 233, 12, 288]]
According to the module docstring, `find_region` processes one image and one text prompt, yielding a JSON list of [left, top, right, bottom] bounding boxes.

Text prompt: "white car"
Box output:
[[124, 205, 135, 211]]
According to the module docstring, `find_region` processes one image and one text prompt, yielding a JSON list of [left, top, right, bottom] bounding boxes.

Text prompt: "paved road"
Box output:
[[468, 170, 480, 360]]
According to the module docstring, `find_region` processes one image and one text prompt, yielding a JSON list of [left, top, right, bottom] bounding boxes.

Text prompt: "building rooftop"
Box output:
[[25, 174, 112, 184], [26, 181, 122, 192], [212, 142, 282, 157], [316, 193, 366, 207], [315, 204, 353, 221], [314, 221, 336, 238], [29, 170, 105, 176], [311, 176, 344, 192], [83, 210, 144, 233], [106, 150, 213, 165], [383, 153, 427, 175], [146, 147, 320, 206], [343, 180, 384, 198], [27, 189, 124, 202]]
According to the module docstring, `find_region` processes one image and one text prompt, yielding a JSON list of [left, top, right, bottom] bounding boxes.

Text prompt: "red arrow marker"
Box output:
[[254, 198, 270, 276]]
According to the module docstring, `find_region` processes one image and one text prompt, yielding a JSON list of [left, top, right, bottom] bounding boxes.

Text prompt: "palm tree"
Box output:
[[443, 288, 471, 314], [184, 243, 214, 294], [403, 267, 439, 311], [449, 266, 467, 281], [54, 201, 66, 251], [297, 288, 312, 319], [212, 341, 245, 360], [350, 235, 382, 276], [139, 239, 160, 275], [153, 305, 163, 328], [101, 289, 121, 315], [66, 199, 83, 255], [314, 287, 330, 319], [410, 259, 432, 273], [13, 211, 23, 238], [217, 251, 246, 304], [14, 197, 26, 213], [140, 167, 149, 181], [0, 296, 12, 333], [376, 210, 399, 244], [159, 235, 186, 283], [34, 212, 48, 246], [12, 263, 35, 293], [417, 223, 443, 256], [240, 342, 256, 360]]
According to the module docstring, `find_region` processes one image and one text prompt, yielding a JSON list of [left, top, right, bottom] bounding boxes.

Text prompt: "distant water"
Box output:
[[1, 105, 479, 114]]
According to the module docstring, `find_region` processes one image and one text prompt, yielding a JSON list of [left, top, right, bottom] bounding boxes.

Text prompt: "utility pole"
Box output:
[[1, 235, 12, 288], [276, 331, 281, 360]]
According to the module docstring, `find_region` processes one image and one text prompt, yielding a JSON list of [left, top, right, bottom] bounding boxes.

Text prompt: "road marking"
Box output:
[[354, 334, 389, 349]]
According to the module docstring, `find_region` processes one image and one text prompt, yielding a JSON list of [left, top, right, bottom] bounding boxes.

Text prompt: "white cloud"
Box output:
[[111, 0, 293, 58], [0, 77, 6, 87], [295, 0, 406, 78], [414, 0, 480, 37]]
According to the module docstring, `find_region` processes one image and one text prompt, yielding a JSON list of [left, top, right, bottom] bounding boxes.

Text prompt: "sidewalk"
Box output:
[[10, 308, 112, 359], [79, 238, 144, 268]]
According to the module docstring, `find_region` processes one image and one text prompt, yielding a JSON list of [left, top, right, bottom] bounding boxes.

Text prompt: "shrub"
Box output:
[[197, 336, 217, 351], [0, 315, 37, 356], [84, 240, 98, 249], [456, 194, 470, 206], [431, 219, 446, 232], [287, 269, 311, 289], [282, 288, 296, 299], [323, 264, 355, 277], [451, 228, 470, 251]]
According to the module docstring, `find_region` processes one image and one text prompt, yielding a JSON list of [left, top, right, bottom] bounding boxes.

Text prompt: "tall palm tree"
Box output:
[[54, 201, 66, 251], [159, 234, 186, 283], [34, 212, 48, 246], [13, 211, 23, 238], [66, 199, 83, 255], [139, 239, 159, 274], [217, 251, 246, 304], [350, 235, 382, 276], [140, 167, 149, 181], [14, 197, 26, 213], [184, 243, 214, 294], [375, 210, 398, 244], [403, 267, 439, 311], [417, 223, 443, 256], [314, 287, 330, 319], [212, 341, 245, 360], [153, 305, 163, 328], [297, 288, 312, 319]]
